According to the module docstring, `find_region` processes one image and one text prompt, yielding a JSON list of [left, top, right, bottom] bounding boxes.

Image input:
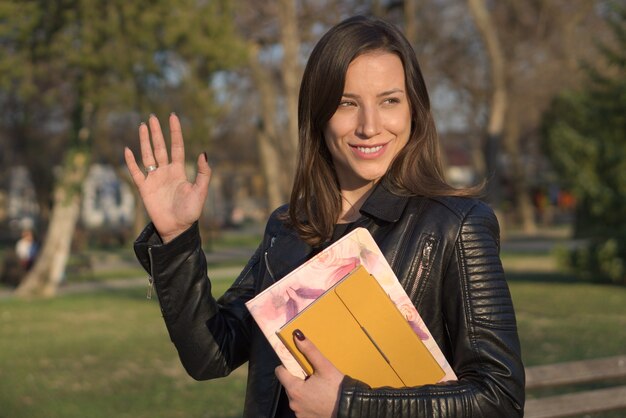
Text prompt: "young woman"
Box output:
[[125, 15, 524, 418]]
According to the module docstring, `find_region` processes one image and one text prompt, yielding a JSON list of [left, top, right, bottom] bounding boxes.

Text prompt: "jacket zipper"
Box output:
[[266, 234, 281, 417], [264, 236, 277, 281], [264, 251, 276, 282], [146, 247, 154, 300], [269, 381, 282, 417], [408, 237, 435, 301]]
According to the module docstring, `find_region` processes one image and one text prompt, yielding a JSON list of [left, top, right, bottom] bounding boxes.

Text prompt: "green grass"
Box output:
[[510, 280, 626, 366], [503, 251, 626, 366], [0, 281, 246, 418], [1, 245, 625, 417]]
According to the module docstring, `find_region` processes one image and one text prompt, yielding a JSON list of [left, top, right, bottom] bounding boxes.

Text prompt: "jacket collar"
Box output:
[[265, 181, 409, 281], [359, 181, 410, 223]]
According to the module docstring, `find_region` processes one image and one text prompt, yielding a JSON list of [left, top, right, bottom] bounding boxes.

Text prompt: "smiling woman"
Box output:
[[324, 52, 412, 216], [289, 16, 477, 246], [125, 15, 524, 418]]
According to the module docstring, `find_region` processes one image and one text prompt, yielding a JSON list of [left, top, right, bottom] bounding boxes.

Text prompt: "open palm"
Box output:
[[124, 113, 211, 243]]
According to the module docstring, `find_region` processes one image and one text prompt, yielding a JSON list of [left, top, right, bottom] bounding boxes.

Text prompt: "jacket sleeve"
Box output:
[[133, 221, 263, 380], [336, 203, 525, 417]]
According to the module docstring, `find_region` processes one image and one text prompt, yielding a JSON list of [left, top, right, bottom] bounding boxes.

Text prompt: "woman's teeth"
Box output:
[[357, 145, 383, 154]]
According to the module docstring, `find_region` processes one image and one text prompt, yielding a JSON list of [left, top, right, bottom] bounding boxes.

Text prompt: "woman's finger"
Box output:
[[148, 114, 170, 166], [193, 152, 212, 198], [169, 113, 185, 165], [293, 330, 335, 376], [124, 147, 145, 188], [139, 122, 157, 170]]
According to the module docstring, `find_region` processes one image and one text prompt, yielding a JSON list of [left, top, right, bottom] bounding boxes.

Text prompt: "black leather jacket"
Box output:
[[134, 183, 525, 417]]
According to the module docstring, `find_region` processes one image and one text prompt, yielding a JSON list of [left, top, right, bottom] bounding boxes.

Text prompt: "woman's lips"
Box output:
[[350, 143, 387, 159]]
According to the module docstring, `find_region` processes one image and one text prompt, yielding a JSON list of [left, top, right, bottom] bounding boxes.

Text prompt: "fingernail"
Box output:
[[149, 113, 156, 119], [293, 329, 305, 341], [202, 151, 208, 162], [170, 111, 177, 116], [139, 121, 146, 127]]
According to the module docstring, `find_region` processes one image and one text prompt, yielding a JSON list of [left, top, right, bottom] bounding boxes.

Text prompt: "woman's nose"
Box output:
[[356, 106, 381, 139]]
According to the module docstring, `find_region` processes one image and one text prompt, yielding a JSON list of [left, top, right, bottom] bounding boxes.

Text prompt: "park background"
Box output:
[[0, 0, 624, 417]]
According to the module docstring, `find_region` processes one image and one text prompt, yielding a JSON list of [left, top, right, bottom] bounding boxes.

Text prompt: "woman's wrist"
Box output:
[[159, 225, 194, 244]]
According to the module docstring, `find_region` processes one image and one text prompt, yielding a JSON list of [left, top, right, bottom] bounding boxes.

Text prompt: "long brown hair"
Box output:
[[289, 16, 477, 247]]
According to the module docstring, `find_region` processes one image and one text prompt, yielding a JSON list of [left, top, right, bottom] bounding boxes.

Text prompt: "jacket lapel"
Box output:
[[360, 181, 410, 223]]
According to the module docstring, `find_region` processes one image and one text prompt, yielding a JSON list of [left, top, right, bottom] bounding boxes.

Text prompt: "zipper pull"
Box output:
[[146, 276, 154, 300], [147, 247, 155, 300], [422, 240, 433, 268]]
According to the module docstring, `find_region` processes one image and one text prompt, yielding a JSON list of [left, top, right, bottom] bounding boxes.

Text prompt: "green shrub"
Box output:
[[542, 3, 626, 285]]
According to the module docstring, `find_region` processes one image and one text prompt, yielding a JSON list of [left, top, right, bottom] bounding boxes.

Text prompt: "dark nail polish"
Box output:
[[293, 329, 305, 341], [202, 151, 208, 162]]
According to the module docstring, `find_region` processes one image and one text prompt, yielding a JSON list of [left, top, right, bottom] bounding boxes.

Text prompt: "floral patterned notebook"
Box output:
[[245, 227, 457, 382]]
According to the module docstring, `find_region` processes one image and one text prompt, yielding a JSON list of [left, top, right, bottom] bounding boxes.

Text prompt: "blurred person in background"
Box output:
[[15, 228, 38, 271], [125, 16, 524, 418]]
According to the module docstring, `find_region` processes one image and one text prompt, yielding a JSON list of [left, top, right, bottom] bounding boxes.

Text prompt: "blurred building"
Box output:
[[4, 166, 40, 235], [0, 162, 267, 244], [81, 164, 135, 229]]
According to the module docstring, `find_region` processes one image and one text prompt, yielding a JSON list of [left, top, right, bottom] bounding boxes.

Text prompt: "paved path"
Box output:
[[1, 228, 577, 300], [2, 224, 261, 300]]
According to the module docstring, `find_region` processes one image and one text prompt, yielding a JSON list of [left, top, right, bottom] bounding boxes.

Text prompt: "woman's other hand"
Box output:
[[276, 330, 344, 418], [124, 113, 211, 243]]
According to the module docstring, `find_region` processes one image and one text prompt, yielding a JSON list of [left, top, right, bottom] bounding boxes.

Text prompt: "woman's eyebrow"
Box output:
[[341, 88, 405, 99], [377, 88, 404, 97]]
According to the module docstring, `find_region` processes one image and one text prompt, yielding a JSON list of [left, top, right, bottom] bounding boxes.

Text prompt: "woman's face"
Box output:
[[324, 51, 411, 192]]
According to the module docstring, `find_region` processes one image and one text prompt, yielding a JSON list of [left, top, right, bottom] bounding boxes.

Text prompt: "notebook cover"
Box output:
[[276, 265, 446, 388], [245, 227, 456, 382]]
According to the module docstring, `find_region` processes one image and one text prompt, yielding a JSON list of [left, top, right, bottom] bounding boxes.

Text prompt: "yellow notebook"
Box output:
[[276, 265, 445, 388]]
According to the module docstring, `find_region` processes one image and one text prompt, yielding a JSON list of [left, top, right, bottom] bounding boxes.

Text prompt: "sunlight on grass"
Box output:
[[509, 281, 626, 366], [1, 245, 625, 417], [0, 284, 246, 418]]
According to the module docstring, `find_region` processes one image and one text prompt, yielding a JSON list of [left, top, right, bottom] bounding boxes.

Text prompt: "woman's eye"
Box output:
[[383, 97, 401, 105], [339, 100, 356, 107]]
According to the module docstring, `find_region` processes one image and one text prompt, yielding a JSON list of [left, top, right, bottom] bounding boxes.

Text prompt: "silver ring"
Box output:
[[146, 165, 158, 173]]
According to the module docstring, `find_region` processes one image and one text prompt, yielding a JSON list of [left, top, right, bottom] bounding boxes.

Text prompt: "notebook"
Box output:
[[245, 227, 456, 383], [276, 264, 446, 387]]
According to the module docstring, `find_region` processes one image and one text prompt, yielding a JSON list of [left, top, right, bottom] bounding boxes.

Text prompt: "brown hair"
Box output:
[[289, 15, 478, 247]]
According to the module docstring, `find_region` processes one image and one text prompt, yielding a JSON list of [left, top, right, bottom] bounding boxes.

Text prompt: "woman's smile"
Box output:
[[351, 143, 386, 157]]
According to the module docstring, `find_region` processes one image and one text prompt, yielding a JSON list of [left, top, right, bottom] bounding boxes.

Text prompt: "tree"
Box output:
[[543, 3, 626, 284], [237, 0, 301, 208], [0, 0, 242, 297], [467, 0, 508, 208], [233, 0, 341, 210], [461, 0, 614, 232]]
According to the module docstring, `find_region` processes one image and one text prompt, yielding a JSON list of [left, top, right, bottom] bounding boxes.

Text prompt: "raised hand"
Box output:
[[276, 330, 344, 417], [124, 113, 211, 243]]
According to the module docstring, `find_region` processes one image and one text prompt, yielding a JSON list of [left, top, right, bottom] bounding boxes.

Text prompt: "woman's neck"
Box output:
[[338, 182, 376, 224]]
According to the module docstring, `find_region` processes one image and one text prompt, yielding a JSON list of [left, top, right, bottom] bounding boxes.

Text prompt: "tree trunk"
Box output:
[[258, 130, 287, 211], [503, 114, 537, 233], [404, 0, 418, 47], [371, 0, 385, 18], [248, 43, 288, 211], [16, 150, 89, 297], [114, 165, 147, 240], [277, 0, 300, 188], [467, 0, 507, 206]]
